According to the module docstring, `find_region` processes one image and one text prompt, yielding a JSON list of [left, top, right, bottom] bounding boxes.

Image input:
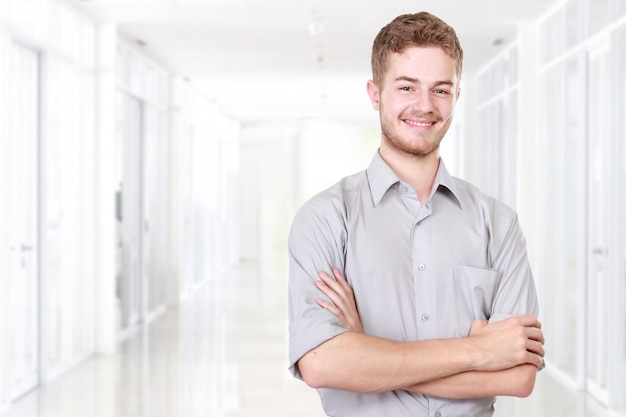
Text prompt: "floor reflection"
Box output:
[[3, 260, 618, 417]]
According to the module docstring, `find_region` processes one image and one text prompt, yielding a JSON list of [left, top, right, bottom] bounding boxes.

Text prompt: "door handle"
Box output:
[[591, 247, 607, 255]]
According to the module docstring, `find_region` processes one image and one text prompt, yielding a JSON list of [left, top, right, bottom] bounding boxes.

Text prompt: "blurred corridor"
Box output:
[[2, 260, 325, 417], [0, 258, 617, 417], [1, 0, 626, 416]]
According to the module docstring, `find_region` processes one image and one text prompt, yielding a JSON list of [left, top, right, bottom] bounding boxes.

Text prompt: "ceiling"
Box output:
[[71, 0, 558, 124]]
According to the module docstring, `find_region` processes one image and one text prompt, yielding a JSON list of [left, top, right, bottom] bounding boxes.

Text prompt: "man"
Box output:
[[288, 11, 544, 417]]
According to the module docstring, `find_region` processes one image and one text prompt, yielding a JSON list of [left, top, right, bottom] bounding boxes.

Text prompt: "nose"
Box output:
[[411, 88, 434, 114]]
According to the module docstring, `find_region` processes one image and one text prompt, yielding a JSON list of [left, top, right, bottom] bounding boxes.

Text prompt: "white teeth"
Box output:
[[405, 120, 434, 127]]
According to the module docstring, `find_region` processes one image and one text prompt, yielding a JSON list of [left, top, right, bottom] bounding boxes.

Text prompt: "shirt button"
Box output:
[[421, 313, 430, 321], [435, 412, 442, 417], [418, 263, 426, 271]]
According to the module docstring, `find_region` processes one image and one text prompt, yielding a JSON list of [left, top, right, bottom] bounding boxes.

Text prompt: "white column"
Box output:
[[166, 76, 183, 306], [0, 31, 11, 414], [516, 20, 540, 255], [94, 22, 118, 354], [460, 68, 480, 185]]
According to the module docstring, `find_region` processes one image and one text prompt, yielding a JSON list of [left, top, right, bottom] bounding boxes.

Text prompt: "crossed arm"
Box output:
[[298, 268, 545, 399]]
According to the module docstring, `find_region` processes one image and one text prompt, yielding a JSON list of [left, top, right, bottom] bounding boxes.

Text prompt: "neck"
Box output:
[[379, 144, 440, 204]]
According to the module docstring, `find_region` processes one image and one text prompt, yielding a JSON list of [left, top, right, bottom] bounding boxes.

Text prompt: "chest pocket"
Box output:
[[454, 265, 499, 337]]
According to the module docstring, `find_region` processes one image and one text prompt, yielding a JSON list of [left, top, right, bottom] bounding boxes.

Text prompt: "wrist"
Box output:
[[462, 334, 489, 371]]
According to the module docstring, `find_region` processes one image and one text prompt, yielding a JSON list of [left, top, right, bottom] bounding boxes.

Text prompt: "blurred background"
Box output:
[[0, 0, 624, 416]]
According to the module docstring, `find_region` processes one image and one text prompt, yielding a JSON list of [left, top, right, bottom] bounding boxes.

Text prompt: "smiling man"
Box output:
[[288, 12, 544, 417]]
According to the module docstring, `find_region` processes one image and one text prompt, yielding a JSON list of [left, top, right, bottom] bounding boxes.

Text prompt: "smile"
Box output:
[[403, 119, 436, 127]]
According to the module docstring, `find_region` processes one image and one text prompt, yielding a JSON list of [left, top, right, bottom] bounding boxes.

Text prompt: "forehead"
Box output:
[[385, 46, 459, 84]]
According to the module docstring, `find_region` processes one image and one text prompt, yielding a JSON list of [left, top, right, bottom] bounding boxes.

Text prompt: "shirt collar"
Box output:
[[432, 159, 464, 209], [366, 151, 400, 205], [366, 150, 463, 209]]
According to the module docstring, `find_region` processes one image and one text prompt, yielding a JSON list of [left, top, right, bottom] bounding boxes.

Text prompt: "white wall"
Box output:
[[238, 119, 379, 266], [0, 0, 98, 403], [465, 2, 626, 413], [0, 1, 241, 412]]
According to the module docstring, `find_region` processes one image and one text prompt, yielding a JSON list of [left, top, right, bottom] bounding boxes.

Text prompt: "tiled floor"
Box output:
[[2, 260, 621, 417]]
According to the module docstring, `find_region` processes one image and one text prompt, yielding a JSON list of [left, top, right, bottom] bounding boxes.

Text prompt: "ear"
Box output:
[[456, 87, 461, 101], [366, 80, 380, 111]]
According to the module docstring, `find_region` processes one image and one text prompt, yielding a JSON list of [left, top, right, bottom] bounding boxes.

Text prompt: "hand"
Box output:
[[468, 315, 545, 370], [315, 268, 364, 333]]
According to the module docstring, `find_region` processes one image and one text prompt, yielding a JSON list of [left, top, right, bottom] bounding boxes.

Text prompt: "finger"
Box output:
[[517, 314, 541, 328], [331, 269, 358, 309], [315, 280, 340, 304], [318, 270, 334, 285], [318, 270, 346, 295], [315, 298, 342, 318], [332, 268, 351, 291], [332, 268, 346, 281], [525, 352, 543, 369], [526, 327, 545, 345], [315, 279, 349, 313], [523, 328, 544, 356], [525, 338, 545, 357]]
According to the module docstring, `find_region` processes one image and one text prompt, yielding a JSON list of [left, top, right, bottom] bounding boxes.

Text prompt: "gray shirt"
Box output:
[[288, 151, 539, 417]]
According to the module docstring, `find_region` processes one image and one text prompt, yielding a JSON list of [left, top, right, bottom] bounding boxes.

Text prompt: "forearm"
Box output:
[[299, 332, 483, 394], [298, 315, 543, 394], [405, 364, 538, 399]]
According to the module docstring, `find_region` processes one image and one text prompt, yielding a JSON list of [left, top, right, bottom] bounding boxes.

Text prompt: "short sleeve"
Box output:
[[487, 207, 539, 323], [287, 204, 350, 379]]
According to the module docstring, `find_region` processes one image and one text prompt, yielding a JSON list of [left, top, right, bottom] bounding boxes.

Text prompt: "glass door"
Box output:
[[182, 124, 195, 293], [7, 41, 40, 400], [585, 40, 612, 406], [142, 106, 163, 316], [116, 92, 144, 331], [610, 26, 626, 411]]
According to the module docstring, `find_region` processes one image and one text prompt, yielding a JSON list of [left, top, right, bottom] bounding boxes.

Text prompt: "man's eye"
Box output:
[[400, 86, 412, 92], [434, 89, 449, 95]]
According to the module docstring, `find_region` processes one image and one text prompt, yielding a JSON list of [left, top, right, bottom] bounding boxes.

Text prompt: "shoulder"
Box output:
[[452, 176, 517, 222], [451, 177, 522, 250], [290, 170, 367, 236], [453, 178, 526, 264], [295, 170, 367, 219]]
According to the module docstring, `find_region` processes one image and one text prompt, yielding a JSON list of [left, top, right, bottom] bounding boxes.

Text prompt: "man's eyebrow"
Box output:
[[393, 76, 455, 87], [394, 76, 418, 83]]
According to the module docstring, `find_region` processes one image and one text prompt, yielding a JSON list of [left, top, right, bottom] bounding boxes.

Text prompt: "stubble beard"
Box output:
[[380, 119, 446, 159]]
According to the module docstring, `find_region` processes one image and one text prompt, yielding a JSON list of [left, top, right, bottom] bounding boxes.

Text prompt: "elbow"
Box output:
[[510, 365, 537, 398], [298, 354, 326, 389], [300, 367, 324, 389], [513, 382, 534, 398]]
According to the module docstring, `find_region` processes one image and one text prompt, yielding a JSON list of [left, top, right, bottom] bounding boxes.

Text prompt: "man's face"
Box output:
[[367, 46, 460, 158]]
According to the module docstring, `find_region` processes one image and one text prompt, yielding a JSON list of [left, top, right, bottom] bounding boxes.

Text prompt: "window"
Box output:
[[475, 45, 519, 207], [588, 0, 611, 35], [535, 1, 626, 410], [565, 0, 581, 49], [540, 10, 563, 64], [0, 0, 97, 398]]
